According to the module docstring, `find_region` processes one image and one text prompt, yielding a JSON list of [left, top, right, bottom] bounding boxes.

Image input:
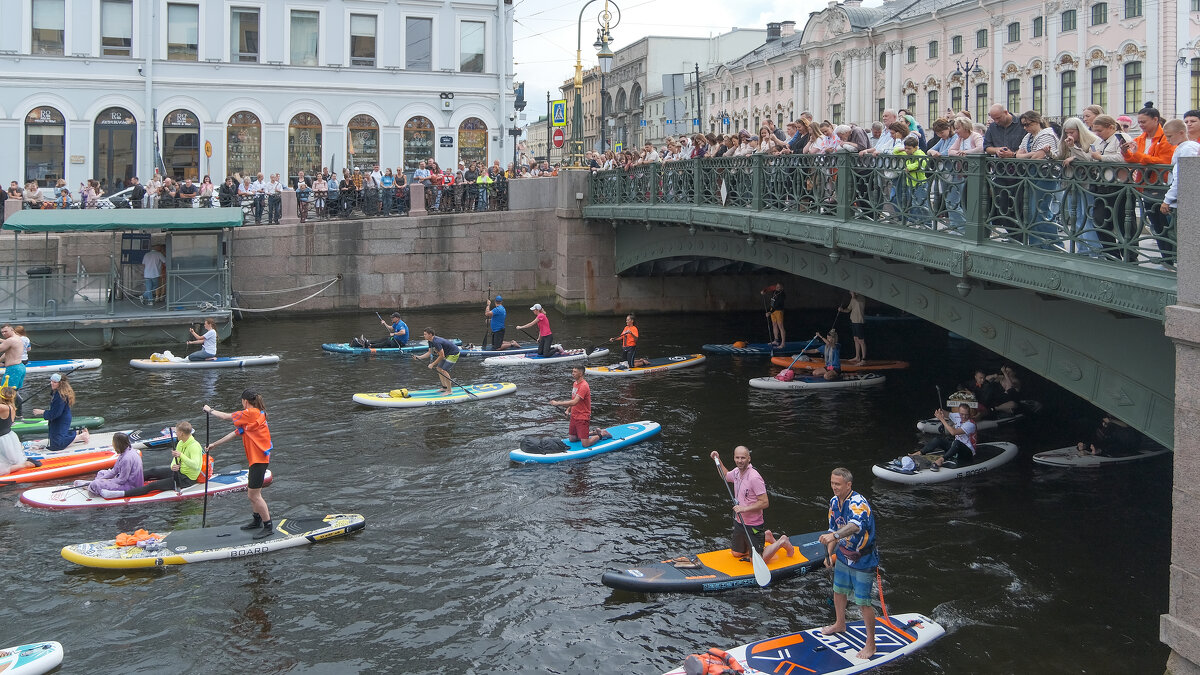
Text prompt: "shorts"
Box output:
[[769, 310, 784, 323], [247, 463, 269, 490], [568, 417, 589, 441], [489, 328, 506, 347], [440, 353, 460, 371], [851, 322, 865, 340], [833, 559, 875, 606], [1, 363, 26, 389], [730, 520, 766, 555]]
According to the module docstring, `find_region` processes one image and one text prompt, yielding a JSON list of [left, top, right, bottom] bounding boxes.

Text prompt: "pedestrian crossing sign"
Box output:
[[551, 100, 567, 127]]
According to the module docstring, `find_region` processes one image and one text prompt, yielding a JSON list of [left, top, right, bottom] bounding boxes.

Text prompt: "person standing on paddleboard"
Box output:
[[608, 315, 638, 369], [484, 296, 507, 350], [414, 329, 461, 395], [838, 291, 867, 364], [205, 390, 273, 540], [711, 446, 794, 563], [761, 283, 786, 347], [550, 366, 610, 447], [818, 467, 879, 660], [517, 304, 553, 357]]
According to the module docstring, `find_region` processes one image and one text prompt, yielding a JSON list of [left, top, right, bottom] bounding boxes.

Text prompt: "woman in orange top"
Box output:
[[205, 389, 274, 539], [1121, 103, 1177, 261], [609, 314, 639, 369]]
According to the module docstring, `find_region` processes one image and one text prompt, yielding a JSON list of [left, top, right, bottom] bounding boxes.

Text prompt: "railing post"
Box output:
[[963, 155, 988, 244], [649, 163, 659, 205], [836, 151, 854, 222], [752, 154, 764, 212], [613, 171, 622, 205], [693, 159, 703, 206]]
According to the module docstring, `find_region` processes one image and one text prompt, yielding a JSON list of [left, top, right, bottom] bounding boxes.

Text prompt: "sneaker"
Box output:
[[929, 464, 940, 472], [28, 458, 42, 467]]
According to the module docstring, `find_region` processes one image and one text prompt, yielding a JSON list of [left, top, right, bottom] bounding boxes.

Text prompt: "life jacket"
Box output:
[[683, 648, 744, 675], [196, 454, 216, 484]]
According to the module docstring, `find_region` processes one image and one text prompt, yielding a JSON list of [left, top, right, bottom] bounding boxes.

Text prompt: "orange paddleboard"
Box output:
[[771, 356, 910, 372], [0, 450, 120, 484]]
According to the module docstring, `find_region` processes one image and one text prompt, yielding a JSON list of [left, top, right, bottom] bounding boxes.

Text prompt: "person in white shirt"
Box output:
[[249, 173, 266, 223], [1159, 119, 1198, 267], [640, 143, 661, 163], [413, 161, 431, 184], [140, 244, 166, 305], [186, 318, 218, 361], [265, 173, 283, 223]]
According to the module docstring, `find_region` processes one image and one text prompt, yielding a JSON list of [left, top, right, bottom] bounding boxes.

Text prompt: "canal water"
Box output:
[[2, 307, 1170, 673]]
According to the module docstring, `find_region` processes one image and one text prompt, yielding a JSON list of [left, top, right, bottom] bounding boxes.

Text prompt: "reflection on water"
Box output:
[[0, 308, 1171, 672]]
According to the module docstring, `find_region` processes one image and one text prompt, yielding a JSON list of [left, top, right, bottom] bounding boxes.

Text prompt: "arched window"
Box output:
[[458, 118, 488, 167], [94, 107, 136, 191], [347, 114, 380, 171], [1091, 66, 1108, 111], [927, 90, 939, 127], [403, 116, 434, 173], [163, 109, 199, 181], [25, 106, 65, 187], [288, 113, 323, 184], [226, 111, 261, 179], [1124, 61, 1142, 115]]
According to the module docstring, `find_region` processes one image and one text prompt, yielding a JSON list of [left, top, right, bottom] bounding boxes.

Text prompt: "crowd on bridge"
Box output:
[[594, 101, 1200, 269]]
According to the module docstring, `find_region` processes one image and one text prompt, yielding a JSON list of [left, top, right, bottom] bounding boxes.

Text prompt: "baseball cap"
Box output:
[[50, 373, 62, 382], [494, 295, 503, 302], [391, 312, 401, 318], [530, 303, 543, 311]]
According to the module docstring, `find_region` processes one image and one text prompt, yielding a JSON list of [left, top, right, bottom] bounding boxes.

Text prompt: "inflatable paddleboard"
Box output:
[[26, 358, 102, 373], [20, 468, 273, 509], [321, 339, 461, 355], [702, 341, 815, 355], [457, 342, 539, 357], [61, 513, 365, 568], [770, 356, 910, 372], [915, 402, 1041, 434], [586, 354, 707, 376], [13, 415, 104, 440], [602, 530, 827, 593], [872, 442, 1019, 484], [131, 427, 178, 450], [0, 449, 119, 484], [130, 354, 280, 370], [353, 382, 517, 408], [750, 373, 885, 390], [22, 429, 133, 456], [509, 421, 661, 463], [662, 612, 945, 675], [1033, 444, 1171, 467], [0, 641, 64, 675], [482, 347, 609, 365]]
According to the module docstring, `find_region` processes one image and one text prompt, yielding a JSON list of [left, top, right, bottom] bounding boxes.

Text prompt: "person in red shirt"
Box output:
[[608, 314, 639, 369], [550, 366, 611, 447], [205, 389, 274, 539]]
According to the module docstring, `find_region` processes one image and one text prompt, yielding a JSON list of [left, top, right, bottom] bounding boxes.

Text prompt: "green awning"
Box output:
[[2, 207, 244, 232]]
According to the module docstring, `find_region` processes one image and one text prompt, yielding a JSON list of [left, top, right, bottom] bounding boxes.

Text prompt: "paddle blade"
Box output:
[[751, 548, 772, 587]]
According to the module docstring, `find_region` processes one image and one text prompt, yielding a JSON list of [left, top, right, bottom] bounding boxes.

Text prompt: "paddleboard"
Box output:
[[509, 421, 661, 463], [0, 449, 119, 484], [662, 612, 945, 675], [457, 342, 539, 357], [13, 415, 105, 440], [1033, 444, 1171, 467], [601, 530, 827, 593], [26, 358, 103, 374], [750, 373, 885, 390], [22, 429, 133, 456], [61, 513, 365, 568], [130, 354, 280, 370], [20, 468, 273, 509], [0, 641, 64, 675], [915, 402, 1041, 434], [586, 354, 707, 376], [770, 356, 910, 372], [702, 341, 815, 355], [482, 347, 610, 365], [321, 339, 461, 355], [131, 426, 179, 450], [871, 442, 1019, 484], [352, 382, 517, 408]]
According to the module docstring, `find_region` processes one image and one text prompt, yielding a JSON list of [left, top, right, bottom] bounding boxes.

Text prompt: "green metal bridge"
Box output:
[[583, 154, 1178, 448]]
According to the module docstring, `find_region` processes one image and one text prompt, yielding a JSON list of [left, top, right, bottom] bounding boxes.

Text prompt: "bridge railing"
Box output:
[[589, 153, 1177, 269]]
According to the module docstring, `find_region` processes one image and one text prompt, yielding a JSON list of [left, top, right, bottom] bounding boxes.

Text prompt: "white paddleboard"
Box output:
[[26, 358, 102, 373], [20, 469, 273, 509], [1033, 444, 1171, 467], [130, 354, 280, 370], [482, 347, 609, 366], [872, 442, 1019, 484], [750, 373, 885, 390], [0, 641, 64, 675]]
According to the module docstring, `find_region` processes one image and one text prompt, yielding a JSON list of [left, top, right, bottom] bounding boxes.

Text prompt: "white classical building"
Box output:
[[704, 0, 1200, 132], [1, 0, 515, 190]]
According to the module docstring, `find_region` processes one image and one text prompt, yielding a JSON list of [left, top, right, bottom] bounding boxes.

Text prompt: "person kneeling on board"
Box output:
[[809, 330, 842, 381], [549, 366, 611, 447], [413, 329, 461, 395], [919, 404, 977, 467], [74, 433, 143, 498], [32, 374, 88, 451], [711, 446, 794, 563], [122, 421, 204, 497]]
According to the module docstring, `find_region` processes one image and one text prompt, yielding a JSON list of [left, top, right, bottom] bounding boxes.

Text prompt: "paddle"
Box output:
[[201, 411, 211, 527], [780, 335, 820, 373], [20, 363, 84, 401], [713, 455, 771, 587], [482, 281, 492, 349], [519, 327, 538, 342]]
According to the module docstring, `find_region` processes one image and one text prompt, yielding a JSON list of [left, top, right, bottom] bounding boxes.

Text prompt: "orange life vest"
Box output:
[[683, 648, 744, 675]]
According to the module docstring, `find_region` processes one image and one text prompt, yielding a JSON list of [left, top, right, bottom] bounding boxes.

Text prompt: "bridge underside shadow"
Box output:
[[615, 225, 1174, 448]]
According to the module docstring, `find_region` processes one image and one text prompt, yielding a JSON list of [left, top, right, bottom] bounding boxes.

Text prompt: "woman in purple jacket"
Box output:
[[75, 433, 143, 499]]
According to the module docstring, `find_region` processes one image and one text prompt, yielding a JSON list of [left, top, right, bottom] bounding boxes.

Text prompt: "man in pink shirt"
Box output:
[[550, 366, 611, 447], [711, 445, 794, 562]]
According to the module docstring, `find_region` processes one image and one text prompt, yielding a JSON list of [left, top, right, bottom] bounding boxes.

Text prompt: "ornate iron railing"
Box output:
[[589, 153, 1178, 269]]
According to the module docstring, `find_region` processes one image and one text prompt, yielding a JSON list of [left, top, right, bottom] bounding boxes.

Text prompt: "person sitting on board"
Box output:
[[761, 283, 787, 347], [0, 385, 40, 474], [1077, 416, 1140, 456], [31, 373, 88, 451], [608, 314, 639, 369], [918, 403, 978, 467], [517, 304, 554, 357], [818, 467, 879, 660], [809, 329, 842, 381], [484, 295, 508, 349], [186, 318, 219, 361], [959, 369, 997, 419], [549, 366, 611, 447], [363, 312, 408, 349], [113, 421, 204, 498], [413, 329, 461, 396], [711, 446, 795, 563], [74, 432, 143, 499], [204, 389, 274, 539], [984, 364, 1022, 415]]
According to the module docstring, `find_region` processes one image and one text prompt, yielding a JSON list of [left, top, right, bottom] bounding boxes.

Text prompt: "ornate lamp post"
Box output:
[[597, 32, 614, 156], [955, 56, 983, 116], [572, 0, 620, 167]]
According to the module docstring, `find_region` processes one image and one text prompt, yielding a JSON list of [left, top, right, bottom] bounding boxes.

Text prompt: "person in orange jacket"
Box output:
[[1121, 103, 1176, 262]]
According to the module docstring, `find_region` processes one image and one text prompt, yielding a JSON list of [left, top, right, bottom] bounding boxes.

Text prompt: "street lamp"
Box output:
[[955, 57, 983, 117], [572, 0, 620, 168], [596, 32, 614, 157]]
